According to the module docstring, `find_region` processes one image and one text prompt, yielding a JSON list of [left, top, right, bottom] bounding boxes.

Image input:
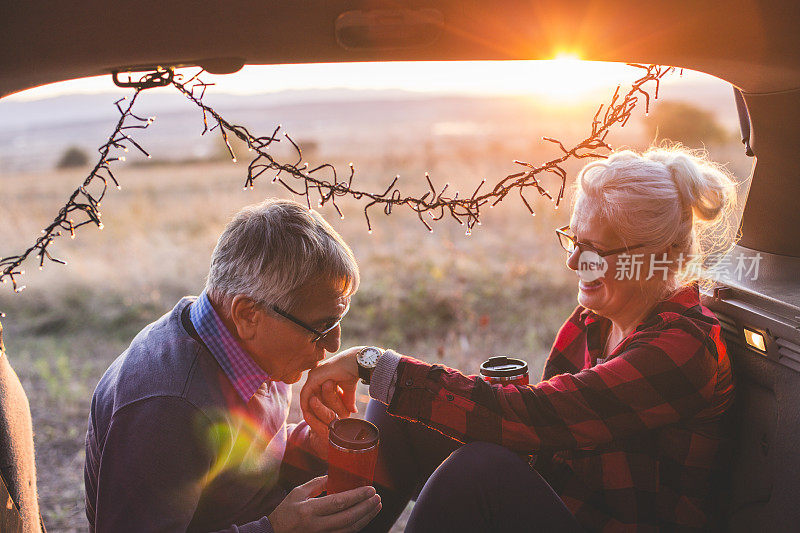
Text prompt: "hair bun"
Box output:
[[658, 152, 736, 222]]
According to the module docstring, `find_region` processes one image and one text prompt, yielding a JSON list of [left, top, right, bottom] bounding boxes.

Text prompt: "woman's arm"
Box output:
[[302, 318, 727, 453]]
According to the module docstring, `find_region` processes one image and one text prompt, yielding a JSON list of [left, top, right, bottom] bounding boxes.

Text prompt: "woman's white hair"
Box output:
[[573, 146, 739, 289], [206, 198, 359, 311]]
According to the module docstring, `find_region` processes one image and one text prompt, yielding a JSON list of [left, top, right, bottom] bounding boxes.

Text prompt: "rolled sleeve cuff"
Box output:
[[369, 349, 402, 404]]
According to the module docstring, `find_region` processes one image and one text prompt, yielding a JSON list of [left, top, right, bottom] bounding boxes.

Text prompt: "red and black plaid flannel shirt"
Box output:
[[386, 284, 733, 531]]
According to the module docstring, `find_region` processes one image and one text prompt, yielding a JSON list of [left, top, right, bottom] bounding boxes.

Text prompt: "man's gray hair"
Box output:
[[206, 199, 359, 311]]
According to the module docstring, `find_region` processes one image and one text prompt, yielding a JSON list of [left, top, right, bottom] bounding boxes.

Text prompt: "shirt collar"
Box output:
[[189, 290, 271, 402]]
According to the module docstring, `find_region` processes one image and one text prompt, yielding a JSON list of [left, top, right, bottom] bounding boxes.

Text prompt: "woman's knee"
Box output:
[[444, 441, 526, 478]]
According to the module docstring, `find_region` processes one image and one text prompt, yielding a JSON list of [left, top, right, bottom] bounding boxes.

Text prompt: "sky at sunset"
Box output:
[[7, 58, 718, 104]]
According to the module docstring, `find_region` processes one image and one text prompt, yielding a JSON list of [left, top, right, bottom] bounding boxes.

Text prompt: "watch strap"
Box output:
[[358, 360, 374, 384]]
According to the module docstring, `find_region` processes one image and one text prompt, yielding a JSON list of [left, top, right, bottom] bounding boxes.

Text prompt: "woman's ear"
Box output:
[[229, 295, 262, 341]]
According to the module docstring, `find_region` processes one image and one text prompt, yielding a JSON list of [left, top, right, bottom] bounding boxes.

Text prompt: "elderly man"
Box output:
[[84, 199, 381, 532]]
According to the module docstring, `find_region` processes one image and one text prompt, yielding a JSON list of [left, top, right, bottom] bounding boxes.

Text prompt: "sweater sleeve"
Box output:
[[383, 321, 722, 453], [88, 395, 273, 533]]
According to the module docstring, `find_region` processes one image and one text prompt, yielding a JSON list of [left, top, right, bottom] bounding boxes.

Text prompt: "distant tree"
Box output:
[[645, 101, 730, 147], [56, 146, 90, 169], [213, 134, 319, 162]]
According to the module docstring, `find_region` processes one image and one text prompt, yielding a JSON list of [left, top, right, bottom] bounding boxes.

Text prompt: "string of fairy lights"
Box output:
[[0, 63, 673, 314]]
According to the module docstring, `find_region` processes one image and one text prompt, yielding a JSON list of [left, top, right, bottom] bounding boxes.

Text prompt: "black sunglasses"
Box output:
[[270, 305, 347, 343], [555, 225, 647, 258]]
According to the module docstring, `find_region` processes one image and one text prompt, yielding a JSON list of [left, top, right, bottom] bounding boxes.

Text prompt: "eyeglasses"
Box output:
[[555, 225, 647, 258], [270, 304, 348, 343]]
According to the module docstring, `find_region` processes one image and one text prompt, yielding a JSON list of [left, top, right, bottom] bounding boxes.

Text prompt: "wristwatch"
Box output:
[[356, 346, 384, 385]]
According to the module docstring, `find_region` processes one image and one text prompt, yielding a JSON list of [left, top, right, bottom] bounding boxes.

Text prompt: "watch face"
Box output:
[[358, 347, 381, 368]]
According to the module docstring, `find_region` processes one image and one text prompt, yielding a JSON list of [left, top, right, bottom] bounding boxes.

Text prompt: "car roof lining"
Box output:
[[3, 0, 800, 98]]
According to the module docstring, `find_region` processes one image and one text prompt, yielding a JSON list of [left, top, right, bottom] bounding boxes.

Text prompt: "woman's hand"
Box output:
[[268, 476, 381, 533], [305, 396, 338, 460], [301, 347, 363, 438]]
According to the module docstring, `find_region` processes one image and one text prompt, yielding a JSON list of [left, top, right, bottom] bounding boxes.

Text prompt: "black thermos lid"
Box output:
[[479, 356, 528, 377]]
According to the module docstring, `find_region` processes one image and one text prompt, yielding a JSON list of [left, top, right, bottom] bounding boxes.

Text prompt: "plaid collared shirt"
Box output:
[[386, 285, 733, 531], [189, 290, 271, 402]]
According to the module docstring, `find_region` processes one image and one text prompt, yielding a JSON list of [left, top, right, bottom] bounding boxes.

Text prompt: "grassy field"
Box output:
[[0, 102, 752, 530]]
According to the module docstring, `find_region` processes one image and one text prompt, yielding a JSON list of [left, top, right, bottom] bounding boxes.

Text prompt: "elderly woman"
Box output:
[[301, 148, 738, 532]]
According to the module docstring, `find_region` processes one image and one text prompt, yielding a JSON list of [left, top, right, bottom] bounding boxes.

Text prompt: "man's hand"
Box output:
[[301, 347, 363, 438], [268, 476, 381, 533]]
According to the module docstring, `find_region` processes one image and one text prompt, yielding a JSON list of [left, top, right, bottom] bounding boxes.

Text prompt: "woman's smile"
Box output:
[[579, 278, 603, 292]]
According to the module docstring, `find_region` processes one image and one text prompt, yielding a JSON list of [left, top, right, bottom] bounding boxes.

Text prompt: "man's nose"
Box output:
[[566, 247, 581, 271], [318, 324, 341, 353]]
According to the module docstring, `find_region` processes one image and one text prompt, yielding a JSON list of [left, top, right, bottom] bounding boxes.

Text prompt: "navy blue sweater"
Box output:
[[85, 298, 320, 532]]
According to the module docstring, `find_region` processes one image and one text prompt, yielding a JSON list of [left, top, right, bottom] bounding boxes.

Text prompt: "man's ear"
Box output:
[[229, 295, 263, 341]]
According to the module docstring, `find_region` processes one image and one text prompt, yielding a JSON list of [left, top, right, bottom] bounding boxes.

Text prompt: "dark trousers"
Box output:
[[364, 400, 582, 533]]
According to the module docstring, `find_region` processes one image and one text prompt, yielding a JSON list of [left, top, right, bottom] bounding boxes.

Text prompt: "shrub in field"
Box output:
[[644, 100, 730, 147], [56, 146, 89, 169]]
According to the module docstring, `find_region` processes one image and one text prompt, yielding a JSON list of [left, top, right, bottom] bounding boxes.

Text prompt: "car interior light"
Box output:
[[743, 327, 767, 352]]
